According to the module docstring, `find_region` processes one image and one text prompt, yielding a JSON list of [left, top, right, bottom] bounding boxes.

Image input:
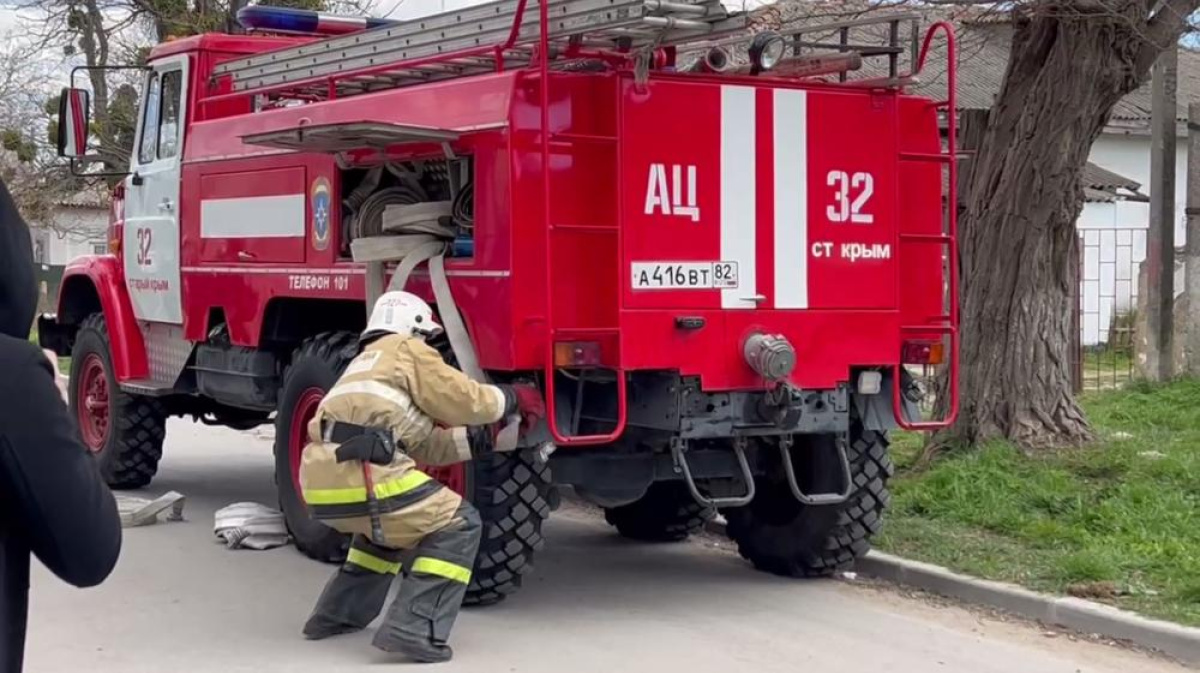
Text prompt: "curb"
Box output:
[[703, 518, 1200, 665]]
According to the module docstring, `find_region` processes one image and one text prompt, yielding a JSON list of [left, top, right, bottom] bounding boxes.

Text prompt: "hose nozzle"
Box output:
[[687, 46, 732, 73]]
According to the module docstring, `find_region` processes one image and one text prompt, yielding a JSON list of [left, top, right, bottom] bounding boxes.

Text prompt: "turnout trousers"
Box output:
[[302, 498, 482, 661]]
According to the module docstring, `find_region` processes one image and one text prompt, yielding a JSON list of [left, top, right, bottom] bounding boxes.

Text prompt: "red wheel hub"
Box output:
[[77, 354, 110, 453], [290, 388, 325, 498]]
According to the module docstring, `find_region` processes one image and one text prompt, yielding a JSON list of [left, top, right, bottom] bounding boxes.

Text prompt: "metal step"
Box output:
[[215, 0, 746, 95]]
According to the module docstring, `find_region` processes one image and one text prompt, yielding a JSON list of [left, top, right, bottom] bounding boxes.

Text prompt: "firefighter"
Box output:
[[298, 290, 545, 663]]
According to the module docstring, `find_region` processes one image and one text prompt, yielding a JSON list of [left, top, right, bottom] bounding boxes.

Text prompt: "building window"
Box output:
[[92, 242, 108, 255]]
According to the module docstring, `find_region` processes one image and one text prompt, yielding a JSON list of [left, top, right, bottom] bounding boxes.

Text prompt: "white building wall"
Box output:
[[32, 207, 108, 266], [1076, 133, 1187, 346], [1088, 133, 1188, 242]]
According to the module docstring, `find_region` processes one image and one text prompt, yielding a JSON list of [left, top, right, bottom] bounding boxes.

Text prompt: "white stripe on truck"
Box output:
[[200, 194, 306, 239], [773, 88, 809, 309], [720, 85, 757, 310]]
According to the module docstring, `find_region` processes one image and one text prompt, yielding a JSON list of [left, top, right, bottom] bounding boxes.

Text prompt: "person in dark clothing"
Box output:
[[0, 177, 122, 673]]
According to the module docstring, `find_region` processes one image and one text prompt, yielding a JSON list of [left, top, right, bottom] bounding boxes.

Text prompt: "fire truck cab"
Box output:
[[40, 3, 958, 605]]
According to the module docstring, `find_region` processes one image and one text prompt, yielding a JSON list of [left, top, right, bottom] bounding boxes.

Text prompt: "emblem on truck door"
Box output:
[[644, 163, 700, 222], [311, 176, 331, 251]]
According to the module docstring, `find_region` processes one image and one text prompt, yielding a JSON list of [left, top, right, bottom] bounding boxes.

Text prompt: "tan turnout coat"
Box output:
[[298, 334, 507, 548]]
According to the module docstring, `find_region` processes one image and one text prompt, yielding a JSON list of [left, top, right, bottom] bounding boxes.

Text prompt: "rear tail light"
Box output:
[[902, 340, 944, 366], [554, 341, 602, 368]]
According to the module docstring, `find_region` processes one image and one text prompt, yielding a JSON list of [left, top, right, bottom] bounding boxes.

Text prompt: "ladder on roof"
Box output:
[[212, 0, 747, 101]]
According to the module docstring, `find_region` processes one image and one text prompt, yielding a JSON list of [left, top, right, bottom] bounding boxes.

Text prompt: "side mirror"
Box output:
[[56, 87, 91, 159]]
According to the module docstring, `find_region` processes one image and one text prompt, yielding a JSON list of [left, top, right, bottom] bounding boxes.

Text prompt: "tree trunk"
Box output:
[[936, 8, 1171, 450]]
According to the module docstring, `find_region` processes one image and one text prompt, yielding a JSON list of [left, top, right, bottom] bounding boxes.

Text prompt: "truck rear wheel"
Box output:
[[723, 426, 892, 577], [274, 332, 357, 563], [461, 451, 553, 606], [397, 438, 551, 607], [423, 336, 553, 606], [604, 482, 715, 542], [273, 331, 552, 601], [70, 314, 167, 490]]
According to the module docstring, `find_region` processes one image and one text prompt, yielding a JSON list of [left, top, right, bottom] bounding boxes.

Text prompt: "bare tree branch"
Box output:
[[1140, 0, 1199, 67]]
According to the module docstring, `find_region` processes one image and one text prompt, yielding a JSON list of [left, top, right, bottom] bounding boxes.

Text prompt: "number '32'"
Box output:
[[826, 171, 874, 224]]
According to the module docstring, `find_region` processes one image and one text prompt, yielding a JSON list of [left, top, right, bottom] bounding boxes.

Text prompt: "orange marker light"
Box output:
[[902, 340, 944, 366], [554, 341, 602, 368]]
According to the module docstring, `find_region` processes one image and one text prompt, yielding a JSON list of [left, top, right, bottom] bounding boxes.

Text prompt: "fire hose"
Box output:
[[349, 192, 523, 455]]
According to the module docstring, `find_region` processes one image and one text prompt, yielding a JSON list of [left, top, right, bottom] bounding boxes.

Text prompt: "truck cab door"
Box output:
[[123, 55, 187, 324]]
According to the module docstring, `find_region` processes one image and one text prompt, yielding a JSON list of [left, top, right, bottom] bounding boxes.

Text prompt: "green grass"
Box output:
[[1082, 348, 1134, 374], [878, 379, 1200, 626]]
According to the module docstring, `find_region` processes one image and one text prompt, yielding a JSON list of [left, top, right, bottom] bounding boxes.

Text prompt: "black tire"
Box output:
[[70, 314, 167, 490], [422, 333, 553, 606], [274, 331, 358, 563], [723, 426, 892, 577], [463, 450, 553, 606], [603, 482, 715, 542]]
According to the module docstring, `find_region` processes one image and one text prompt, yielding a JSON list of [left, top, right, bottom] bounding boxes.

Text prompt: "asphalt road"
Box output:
[[24, 421, 1191, 672]]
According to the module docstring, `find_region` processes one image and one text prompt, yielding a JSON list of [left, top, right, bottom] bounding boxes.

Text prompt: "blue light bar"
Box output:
[[237, 5, 396, 36]]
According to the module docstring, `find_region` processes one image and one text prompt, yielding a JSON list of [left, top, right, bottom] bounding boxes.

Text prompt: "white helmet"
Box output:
[[363, 291, 442, 341]]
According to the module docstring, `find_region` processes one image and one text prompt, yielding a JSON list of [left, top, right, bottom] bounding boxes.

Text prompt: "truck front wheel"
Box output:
[[70, 314, 167, 490], [723, 426, 892, 577], [274, 332, 357, 563]]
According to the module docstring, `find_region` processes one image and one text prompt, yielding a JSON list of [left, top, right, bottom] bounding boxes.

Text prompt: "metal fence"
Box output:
[[1072, 228, 1141, 393]]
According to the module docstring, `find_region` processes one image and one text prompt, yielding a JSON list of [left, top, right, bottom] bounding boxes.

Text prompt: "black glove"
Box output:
[[468, 424, 521, 457], [468, 425, 494, 458]]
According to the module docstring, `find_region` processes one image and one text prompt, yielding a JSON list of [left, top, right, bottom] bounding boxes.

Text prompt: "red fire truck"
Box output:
[[39, 2, 958, 605]]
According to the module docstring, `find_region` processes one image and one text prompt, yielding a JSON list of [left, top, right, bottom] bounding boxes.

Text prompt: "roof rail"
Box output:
[[209, 0, 747, 103]]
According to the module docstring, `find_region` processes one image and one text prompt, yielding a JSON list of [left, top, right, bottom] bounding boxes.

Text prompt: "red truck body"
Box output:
[[41, 6, 958, 602], [96, 38, 948, 392]]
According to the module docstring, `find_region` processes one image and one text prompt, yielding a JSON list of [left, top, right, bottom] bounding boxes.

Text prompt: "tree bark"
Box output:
[[935, 4, 1189, 450]]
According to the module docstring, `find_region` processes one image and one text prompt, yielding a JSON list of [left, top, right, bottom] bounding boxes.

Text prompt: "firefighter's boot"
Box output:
[[303, 535, 404, 640], [371, 502, 482, 662]]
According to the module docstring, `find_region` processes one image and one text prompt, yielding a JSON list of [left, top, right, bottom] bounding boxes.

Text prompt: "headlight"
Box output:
[[748, 32, 786, 74]]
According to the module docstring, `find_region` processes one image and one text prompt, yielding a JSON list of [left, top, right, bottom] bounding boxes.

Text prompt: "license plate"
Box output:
[[631, 262, 739, 290]]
